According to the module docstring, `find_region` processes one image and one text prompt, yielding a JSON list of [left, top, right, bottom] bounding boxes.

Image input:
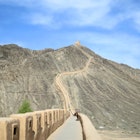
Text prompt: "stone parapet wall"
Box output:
[[0, 109, 70, 140], [79, 113, 102, 140]]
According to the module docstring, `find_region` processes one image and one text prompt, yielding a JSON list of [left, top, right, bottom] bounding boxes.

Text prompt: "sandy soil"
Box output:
[[98, 130, 140, 140]]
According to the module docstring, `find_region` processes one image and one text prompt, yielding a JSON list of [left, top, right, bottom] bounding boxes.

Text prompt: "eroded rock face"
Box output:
[[0, 44, 140, 133]]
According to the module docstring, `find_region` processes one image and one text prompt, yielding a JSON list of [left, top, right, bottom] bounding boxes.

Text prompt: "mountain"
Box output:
[[0, 44, 140, 134]]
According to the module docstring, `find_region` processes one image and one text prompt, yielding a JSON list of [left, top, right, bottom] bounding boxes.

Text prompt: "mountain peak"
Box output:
[[0, 44, 140, 134]]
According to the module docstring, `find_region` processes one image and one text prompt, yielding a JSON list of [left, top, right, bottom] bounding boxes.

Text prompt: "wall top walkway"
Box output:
[[47, 115, 83, 140]]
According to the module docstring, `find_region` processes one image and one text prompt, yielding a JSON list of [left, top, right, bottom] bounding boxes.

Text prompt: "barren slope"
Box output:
[[0, 44, 140, 137]]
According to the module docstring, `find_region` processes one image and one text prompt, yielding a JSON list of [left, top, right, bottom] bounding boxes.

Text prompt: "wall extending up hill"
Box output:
[[0, 44, 140, 134], [57, 45, 140, 133]]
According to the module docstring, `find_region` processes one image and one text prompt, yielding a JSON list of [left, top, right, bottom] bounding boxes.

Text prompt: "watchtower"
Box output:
[[74, 41, 80, 46]]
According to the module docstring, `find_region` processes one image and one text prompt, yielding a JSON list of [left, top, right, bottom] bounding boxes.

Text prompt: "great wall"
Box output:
[[0, 42, 102, 140], [0, 109, 70, 140]]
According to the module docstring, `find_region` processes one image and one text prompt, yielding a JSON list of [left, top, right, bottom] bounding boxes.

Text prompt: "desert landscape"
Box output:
[[0, 44, 140, 139]]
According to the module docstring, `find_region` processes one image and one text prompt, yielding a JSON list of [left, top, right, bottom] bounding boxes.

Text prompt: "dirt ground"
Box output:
[[98, 130, 140, 140]]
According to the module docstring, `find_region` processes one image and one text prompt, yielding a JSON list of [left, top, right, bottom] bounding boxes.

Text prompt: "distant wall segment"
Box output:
[[0, 109, 70, 140]]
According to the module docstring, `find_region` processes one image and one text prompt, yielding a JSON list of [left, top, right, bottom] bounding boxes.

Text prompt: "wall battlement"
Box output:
[[0, 109, 70, 140]]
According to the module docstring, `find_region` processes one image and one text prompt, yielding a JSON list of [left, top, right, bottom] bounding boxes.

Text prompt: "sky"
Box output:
[[0, 0, 140, 69]]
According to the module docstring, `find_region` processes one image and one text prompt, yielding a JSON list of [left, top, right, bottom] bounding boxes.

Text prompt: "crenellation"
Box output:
[[0, 117, 20, 140], [10, 114, 34, 140], [0, 109, 70, 140]]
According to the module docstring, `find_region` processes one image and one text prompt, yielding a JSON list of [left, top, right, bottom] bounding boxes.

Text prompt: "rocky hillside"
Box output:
[[0, 44, 140, 133]]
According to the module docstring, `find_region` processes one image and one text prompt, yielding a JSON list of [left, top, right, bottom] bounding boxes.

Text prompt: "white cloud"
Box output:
[[40, 0, 140, 30], [135, 13, 140, 25], [28, 13, 53, 26], [2, 0, 140, 30], [131, 11, 140, 31], [40, 0, 116, 29], [41, 0, 111, 10], [27, 0, 139, 30], [0, 0, 117, 28], [0, 0, 140, 68]]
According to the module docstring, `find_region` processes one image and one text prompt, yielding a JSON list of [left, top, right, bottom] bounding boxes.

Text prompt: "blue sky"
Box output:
[[0, 0, 140, 68]]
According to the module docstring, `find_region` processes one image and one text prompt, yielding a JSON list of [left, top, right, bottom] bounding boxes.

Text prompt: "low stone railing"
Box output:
[[79, 113, 102, 140], [0, 109, 70, 140]]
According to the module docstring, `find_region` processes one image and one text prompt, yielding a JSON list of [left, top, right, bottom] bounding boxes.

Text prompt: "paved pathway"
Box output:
[[47, 116, 83, 140]]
